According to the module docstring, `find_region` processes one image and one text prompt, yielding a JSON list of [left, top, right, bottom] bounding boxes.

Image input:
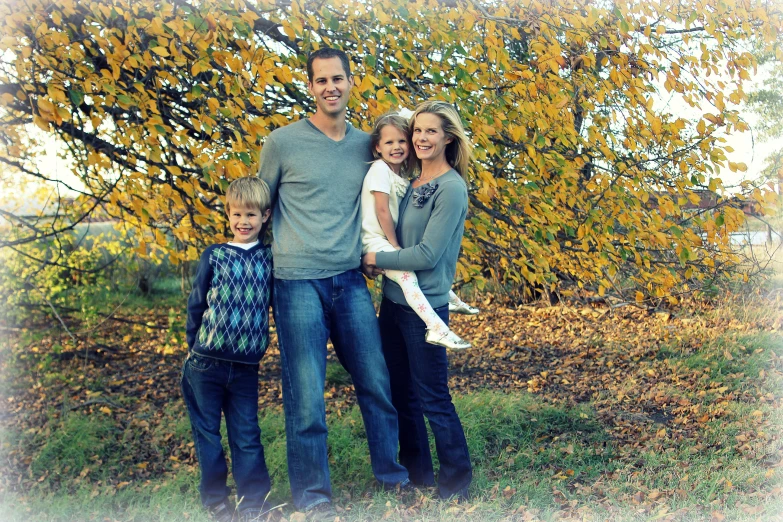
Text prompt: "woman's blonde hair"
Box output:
[[369, 112, 412, 177], [409, 100, 472, 179]]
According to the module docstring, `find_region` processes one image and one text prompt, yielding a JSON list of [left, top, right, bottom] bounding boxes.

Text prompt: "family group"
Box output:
[[181, 47, 481, 522]]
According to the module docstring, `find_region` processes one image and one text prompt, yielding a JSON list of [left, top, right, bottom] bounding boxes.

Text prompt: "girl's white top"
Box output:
[[360, 159, 410, 255]]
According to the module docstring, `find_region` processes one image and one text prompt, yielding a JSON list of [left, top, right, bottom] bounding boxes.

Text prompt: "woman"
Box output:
[[362, 100, 472, 500]]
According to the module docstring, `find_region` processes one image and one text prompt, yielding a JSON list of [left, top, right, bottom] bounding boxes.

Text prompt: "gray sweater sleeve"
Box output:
[[257, 134, 281, 203], [375, 180, 466, 271]]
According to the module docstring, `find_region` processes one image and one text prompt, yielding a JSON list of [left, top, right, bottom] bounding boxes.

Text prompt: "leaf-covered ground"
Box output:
[[0, 288, 781, 520]]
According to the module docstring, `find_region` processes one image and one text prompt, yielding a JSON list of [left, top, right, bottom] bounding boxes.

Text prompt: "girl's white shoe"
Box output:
[[426, 329, 471, 350], [448, 301, 480, 315]]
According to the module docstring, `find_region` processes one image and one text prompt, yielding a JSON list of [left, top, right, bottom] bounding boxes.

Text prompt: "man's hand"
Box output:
[[361, 253, 384, 278]]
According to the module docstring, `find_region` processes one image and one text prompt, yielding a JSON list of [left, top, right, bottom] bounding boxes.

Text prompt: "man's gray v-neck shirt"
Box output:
[[257, 119, 373, 280]]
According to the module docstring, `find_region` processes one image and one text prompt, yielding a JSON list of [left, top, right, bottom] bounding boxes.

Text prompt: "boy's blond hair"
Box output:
[[225, 177, 271, 213]]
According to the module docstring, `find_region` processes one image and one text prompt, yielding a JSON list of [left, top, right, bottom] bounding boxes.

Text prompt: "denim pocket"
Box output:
[[188, 353, 216, 373]]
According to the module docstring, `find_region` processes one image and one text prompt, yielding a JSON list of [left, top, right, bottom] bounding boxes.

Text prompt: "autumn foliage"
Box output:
[[1, 0, 782, 303]]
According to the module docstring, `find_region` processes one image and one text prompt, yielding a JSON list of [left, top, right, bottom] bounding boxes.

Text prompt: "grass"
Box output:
[[0, 391, 613, 521], [1, 266, 781, 520], [1, 379, 779, 521]]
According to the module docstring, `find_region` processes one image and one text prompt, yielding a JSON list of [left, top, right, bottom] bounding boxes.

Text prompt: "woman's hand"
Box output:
[[361, 253, 383, 278]]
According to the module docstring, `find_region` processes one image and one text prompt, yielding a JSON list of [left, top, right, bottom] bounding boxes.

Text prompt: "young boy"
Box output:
[[182, 177, 280, 522]]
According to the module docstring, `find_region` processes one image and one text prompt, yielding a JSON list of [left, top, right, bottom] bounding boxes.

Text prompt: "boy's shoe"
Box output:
[[426, 329, 471, 350], [239, 507, 283, 522], [207, 498, 236, 522], [395, 482, 422, 505], [448, 301, 480, 315], [305, 501, 338, 521]]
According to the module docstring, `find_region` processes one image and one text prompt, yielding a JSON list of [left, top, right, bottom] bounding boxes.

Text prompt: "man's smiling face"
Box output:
[[307, 56, 353, 118]]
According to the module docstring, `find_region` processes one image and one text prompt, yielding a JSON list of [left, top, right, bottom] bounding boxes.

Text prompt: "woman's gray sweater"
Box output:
[[375, 170, 468, 308]]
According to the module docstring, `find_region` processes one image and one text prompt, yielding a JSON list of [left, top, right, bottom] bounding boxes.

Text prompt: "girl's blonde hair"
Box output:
[[369, 112, 412, 177], [409, 100, 472, 179]]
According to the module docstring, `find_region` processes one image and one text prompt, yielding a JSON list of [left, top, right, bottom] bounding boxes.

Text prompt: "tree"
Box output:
[[747, 39, 783, 195], [1, 0, 781, 308]]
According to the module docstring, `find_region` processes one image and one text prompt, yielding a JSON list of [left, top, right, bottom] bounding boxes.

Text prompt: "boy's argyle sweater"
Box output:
[[186, 243, 272, 364]]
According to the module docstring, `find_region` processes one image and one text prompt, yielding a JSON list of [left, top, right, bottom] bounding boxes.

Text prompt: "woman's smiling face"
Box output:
[[411, 112, 452, 162]]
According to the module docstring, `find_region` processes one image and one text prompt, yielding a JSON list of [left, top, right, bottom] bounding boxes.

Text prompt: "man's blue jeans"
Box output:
[[273, 269, 409, 510], [378, 297, 472, 500], [181, 353, 272, 512]]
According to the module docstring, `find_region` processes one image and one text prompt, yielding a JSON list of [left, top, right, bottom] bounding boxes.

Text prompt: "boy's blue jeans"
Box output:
[[273, 269, 409, 510], [181, 353, 272, 511], [378, 297, 472, 500]]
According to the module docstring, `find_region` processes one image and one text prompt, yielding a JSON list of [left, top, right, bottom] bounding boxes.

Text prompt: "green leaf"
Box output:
[[715, 213, 724, 226], [235, 22, 249, 37], [69, 89, 83, 106]]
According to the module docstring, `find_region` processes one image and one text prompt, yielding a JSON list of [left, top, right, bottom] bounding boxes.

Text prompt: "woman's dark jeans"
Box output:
[[378, 297, 472, 499]]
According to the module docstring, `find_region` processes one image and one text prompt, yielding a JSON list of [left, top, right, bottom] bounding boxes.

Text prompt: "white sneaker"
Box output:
[[448, 301, 480, 315], [425, 329, 471, 350]]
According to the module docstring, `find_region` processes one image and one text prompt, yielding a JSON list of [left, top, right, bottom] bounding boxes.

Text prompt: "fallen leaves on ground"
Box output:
[[0, 289, 781, 515]]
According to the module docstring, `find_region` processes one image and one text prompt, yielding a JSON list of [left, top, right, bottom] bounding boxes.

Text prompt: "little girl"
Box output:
[[361, 113, 478, 350]]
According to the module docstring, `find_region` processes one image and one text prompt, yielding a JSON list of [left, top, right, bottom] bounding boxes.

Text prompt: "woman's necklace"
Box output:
[[415, 168, 448, 185]]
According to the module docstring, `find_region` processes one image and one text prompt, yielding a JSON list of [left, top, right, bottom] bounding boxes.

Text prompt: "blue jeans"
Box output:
[[273, 270, 409, 510], [378, 298, 472, 500], [181, 353, 272, 512]]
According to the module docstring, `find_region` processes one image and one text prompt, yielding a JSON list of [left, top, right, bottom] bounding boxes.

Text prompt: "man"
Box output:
[[257, 47, 410, 519]]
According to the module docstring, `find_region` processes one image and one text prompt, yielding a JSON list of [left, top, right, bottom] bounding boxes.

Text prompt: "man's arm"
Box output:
[[257, 135, 282, 203], [361, 253, 384, 278]]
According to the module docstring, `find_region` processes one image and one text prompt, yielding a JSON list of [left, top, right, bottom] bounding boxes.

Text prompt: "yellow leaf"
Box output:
[[33, 115, 50, 131], [37, 98, 55, 115], [358, 74, 375, 93]]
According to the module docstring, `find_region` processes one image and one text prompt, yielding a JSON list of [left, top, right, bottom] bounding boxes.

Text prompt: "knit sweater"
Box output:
[[375, 170, 468, 309], [257, 119, 373, 279], [186, 243, 273, 364]]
